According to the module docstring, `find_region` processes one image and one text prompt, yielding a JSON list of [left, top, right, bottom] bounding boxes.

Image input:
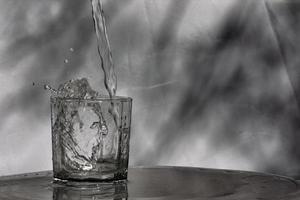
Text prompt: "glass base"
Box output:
[[52, 177, 128, 199], [53, 169, 128, 185]]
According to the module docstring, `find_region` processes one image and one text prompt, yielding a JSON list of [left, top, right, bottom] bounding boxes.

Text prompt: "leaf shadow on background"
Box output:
[[141, 0, 300, 176], [264, 0, 300, 177], [142, 0, 190, 85]]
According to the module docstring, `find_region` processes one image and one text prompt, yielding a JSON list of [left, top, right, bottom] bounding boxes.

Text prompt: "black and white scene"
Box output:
[[1, 0, 300, 199]]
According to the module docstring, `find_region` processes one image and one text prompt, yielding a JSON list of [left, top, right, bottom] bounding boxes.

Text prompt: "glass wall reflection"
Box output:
[[53, 181, 128, 200]]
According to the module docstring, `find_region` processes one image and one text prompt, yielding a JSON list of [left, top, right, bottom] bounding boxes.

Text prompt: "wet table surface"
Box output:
[[0, 166, 300, 200]]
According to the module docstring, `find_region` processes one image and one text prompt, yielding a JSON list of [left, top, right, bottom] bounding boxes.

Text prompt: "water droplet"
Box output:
[[64, 59, 69, 64], [44, 84, 58, 94], [44, 84, 50, 90]]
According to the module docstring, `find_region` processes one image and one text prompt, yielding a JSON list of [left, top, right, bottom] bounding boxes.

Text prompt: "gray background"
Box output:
[[1, 0, 300, 178]]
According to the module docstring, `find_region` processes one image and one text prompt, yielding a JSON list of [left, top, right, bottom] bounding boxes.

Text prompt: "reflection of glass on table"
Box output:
[[53, 181, 128, 200], [51, 96, 132, 182]]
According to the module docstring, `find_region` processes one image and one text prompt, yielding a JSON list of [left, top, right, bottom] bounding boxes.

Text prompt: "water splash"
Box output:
[[44, 84, 58, 95], [45, 0, 117, 99], [44, 78, 100, 99]]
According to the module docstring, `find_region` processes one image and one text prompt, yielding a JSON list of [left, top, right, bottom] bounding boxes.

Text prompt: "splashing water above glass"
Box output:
[[45, 0, 117, 99], [45, 0, 120, 126]]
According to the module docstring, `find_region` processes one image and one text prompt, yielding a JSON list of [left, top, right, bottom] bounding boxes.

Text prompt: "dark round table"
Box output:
[[0, 166, 299, 199]]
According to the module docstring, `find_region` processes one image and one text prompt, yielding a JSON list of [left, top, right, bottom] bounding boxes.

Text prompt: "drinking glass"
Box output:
[[51, 96, 132, 182]]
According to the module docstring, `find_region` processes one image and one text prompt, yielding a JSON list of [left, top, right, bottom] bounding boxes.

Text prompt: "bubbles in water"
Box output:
[[49, 78, 111, 171], [52, 95, 112, 170], [82, 165, 93, 171]]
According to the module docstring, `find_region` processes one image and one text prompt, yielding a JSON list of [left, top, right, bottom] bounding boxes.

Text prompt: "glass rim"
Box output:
[[50, 96, 132, 102]]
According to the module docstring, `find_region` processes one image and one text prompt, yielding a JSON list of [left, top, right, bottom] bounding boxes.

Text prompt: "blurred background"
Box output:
[[1, 0, 300, 178]]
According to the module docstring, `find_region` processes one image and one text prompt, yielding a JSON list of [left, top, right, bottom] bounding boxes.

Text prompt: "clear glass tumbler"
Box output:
[[51, 96, 132, 182]]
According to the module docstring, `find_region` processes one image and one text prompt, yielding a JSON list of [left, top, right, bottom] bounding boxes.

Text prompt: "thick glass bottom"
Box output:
[[53, 168, 128, 186]]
